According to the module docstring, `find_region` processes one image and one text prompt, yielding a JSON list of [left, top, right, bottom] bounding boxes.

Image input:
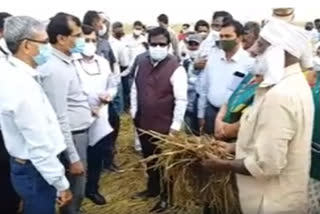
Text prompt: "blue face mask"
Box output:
[[33, 44, 52, 66], [71, 38, 85, 54]]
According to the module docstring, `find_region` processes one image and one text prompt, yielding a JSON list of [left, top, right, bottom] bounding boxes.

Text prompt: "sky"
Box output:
[[2, 0, 319, 25]]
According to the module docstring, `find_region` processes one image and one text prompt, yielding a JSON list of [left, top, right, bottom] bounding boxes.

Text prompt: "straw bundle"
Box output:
[[140, 130, 242, 214]]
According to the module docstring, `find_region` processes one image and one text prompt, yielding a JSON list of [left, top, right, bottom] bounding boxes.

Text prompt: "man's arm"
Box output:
[[130, 70, 138, 119], [40, 66, 80, 164], [170, 66, 188, 131], [197, 67, 209, 119], [13, 95, 70, 193]]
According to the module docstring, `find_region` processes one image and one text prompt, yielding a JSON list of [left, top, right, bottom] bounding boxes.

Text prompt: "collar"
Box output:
[[73, 53, 98, 63], [220, 47, 245, 62], [259, 63, 301, 88], [8, 56, 39, 77], [52, 47, 73, 64]]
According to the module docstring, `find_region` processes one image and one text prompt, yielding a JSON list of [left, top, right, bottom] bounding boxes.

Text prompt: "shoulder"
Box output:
[[38, 55, 64, 77]]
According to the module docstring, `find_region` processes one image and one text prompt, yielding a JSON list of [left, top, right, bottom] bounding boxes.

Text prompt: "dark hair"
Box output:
[[212, 11, 233, 22], [133, 21, 143, 27], [47, 13, 81, 44], [82, 24, 96, 35], [183, 23, 190, 28], [112, 22, 123, 30], [83, 10, 100, 27], [243, 21, 260, 37], [148, 27, 171, 44], [194, 20, 210, 32], [315, 19, 320, 23], [222, 19, 244, 37], [157, 14, 169, 25], [0, 12, 12, 31]]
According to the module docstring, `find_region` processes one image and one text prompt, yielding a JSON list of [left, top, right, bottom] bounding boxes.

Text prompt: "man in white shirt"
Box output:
[[198, 19, 255, 135], [0, 16, 72, 214], [0, 12, 20, 214], [131, 27, 188, 212], [73, 25, 118, 205]]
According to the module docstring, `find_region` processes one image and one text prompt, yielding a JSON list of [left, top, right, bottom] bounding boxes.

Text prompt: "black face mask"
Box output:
[[115, 32, 124, 39], [305, 26, 313, 31]]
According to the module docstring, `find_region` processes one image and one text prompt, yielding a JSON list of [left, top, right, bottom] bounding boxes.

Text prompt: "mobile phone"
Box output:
[[228, 71, 245, 91]]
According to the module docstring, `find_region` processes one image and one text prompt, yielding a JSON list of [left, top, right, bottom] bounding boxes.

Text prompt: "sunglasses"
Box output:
[[188, 42, 199, 47], [85, 38, 97, 43], [149, 43, 168, 48]]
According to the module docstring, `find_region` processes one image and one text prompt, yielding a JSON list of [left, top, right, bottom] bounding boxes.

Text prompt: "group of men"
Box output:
[[0, 7, 320, 214]]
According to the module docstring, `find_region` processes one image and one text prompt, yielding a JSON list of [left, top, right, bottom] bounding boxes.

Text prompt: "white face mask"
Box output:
[[186, 49, 200, 60], [133, 29, 142, 36], [82, 42, 97, 57], [98, 25, 107, 37], [149, 46, 168, 62]]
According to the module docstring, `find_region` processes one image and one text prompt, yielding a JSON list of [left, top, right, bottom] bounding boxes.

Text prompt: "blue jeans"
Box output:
[[10, 159, 56, 214]]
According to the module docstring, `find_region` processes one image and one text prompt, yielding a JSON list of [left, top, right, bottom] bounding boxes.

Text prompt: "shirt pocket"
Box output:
[[227, 72, 245, 92]]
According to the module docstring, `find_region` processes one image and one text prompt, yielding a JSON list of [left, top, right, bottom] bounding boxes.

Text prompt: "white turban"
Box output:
[[260, 18, 309, 59]]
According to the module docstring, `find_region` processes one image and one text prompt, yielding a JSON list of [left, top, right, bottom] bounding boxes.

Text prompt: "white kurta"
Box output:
[[73, 54, 118, 146]]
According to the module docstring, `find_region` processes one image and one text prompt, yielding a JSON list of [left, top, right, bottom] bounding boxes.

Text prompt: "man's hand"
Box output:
[[214, 141, 236, 154], [99, 94, 112, 104], [91, 107, 101, 118], [214, 120, 226, 140], [69, 161, 85, 176], [200, 154, 228, 174], [57, 189, 73, 207], [194, 59, 208, 70]]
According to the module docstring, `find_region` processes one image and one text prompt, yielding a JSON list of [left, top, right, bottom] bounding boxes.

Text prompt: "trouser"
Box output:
[[204, 104, 220, 135], [0, 132, 20, 214], [86, 134, 112, 194], [104, 103, 120, 169], [121, 75, 132, 112], [10, 159, 56, 214], [60, 130, 89, 214], [185, 94, 200, 136], [113, 84, 124, 115], [138, 131, 162, 196]]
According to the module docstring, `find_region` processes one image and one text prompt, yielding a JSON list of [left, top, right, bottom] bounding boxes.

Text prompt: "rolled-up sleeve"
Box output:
[[197, 67, 209, 118], [39, 64, 80, 164], [244, 94, 296, 179]]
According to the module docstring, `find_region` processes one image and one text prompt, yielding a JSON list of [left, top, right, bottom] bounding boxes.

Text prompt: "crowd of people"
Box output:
[[0, 7, 320, 214]]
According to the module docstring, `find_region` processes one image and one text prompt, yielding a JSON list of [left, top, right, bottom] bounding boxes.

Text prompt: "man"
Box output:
[[38, 13, 93, 214], [305, 22, 319, 44], [73, 25, 118, 205], [131, 27, 188, 212], [83, 10, 120, 172], [198, 19, 254, 135], [157, 14, 179, 59], [0, 12, 21, 214], [178, 23, 191, 41], [201, 18, 314, 214], [194, 11, 233, 70], [0, 16, 72, 214], [272, 7, 315, 85], [83, 11, 116, 69], [195, 19, 210, 41], [242, 21, 260, 50]]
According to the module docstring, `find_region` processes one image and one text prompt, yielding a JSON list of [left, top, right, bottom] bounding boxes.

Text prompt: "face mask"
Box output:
[[198, 32, 208, 40], [98, 25, 107, 37], [115, 32, 124, 39], [33, 44, 52, 66], [82, 42, 97, 57], [133, 29, 142, 36], [71, 38, 85, 54], [149, 46, 168, 62], [187, 49, 200, 60], [220, 39, 238, 52]]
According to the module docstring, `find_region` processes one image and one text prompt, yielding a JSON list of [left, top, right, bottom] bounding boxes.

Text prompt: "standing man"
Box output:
[[198, 19, 254, 135], [194, 11, 233, 70], [38, 13, 93, 214], [242, 21, 260, 50], [201, 18, 314, 214], [0, 12, 20, 214], [157, 14, 180, 59], [131, 27, 188, 212], [0, 16, 72, 214], [195, 20, 210, 41]]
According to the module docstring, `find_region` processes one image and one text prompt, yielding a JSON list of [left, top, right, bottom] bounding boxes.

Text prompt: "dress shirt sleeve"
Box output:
[[170, 66, 188, 131], [130, 68, 138, 119], [197, 67, 209, 118], [244, 94, 296, 179], [13, 96, 69, 192], [104, 63, 119, 100], [40, 66, 80, 164]]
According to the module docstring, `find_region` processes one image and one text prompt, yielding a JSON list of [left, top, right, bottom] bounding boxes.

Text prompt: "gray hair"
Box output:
[[3, 16, 46, 54]]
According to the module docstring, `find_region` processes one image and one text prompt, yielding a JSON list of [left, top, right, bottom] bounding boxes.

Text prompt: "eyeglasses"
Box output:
[[149, 43, 168, 48], [22, 38, 49, 44], [85, 38, 97, 43]]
